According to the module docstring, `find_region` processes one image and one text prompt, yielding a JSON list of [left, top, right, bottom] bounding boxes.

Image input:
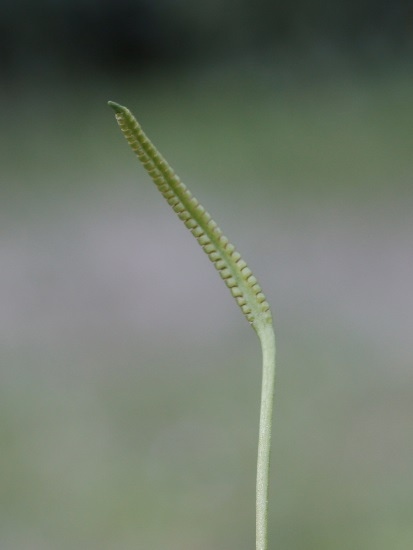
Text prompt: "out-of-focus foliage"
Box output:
[[1, 0, 411, 81]]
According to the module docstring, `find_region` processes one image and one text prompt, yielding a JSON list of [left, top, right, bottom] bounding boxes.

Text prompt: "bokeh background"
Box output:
[[1, 2, 413, 549]]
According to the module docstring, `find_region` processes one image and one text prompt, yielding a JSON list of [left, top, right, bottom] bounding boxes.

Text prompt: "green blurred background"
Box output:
[[1, 2, 413, 549]]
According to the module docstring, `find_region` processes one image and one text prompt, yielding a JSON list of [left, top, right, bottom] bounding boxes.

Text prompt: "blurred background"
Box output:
[[1, 1, 413, 549]]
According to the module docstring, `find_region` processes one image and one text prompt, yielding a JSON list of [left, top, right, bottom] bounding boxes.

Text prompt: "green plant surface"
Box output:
[[108, 100, 276, 550]]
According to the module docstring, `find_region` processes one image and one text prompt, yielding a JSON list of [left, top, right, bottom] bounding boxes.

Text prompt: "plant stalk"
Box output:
[[108, 101, 277, 550], [256, 320, 276, 550]]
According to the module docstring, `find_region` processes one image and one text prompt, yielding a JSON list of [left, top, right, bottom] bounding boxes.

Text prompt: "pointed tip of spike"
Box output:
[[108, 101, 125, 114]]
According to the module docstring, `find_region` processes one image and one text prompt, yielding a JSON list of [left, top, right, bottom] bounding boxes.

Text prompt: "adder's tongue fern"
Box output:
[[108, 101, 276, 550]]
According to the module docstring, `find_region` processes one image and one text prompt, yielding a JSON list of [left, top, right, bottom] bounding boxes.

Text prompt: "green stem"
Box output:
[[108, 101, 277, 550], [256, 321, 276, 550]]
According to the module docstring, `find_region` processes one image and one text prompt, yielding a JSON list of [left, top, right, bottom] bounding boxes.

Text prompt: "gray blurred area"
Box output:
[[1, 2, 413, 549]]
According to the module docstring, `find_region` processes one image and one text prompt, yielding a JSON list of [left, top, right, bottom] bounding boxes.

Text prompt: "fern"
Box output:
[[108, 101, 276, 550]]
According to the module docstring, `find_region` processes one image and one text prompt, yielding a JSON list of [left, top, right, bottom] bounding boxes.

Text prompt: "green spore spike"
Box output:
[[108, 101, 276, 550]]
